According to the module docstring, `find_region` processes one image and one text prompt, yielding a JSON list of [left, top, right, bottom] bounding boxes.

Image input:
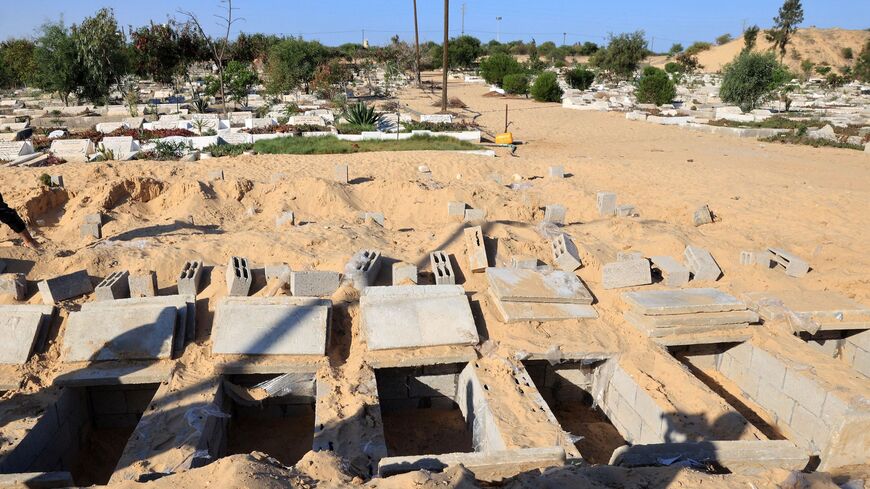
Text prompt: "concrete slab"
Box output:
[[611, 440, 809, 471], [622, 288, 746, 316], [81, 295, 196, 342], [743, 290, 870, 330], [63, 305, 177, 362], [378, 447, 565, 481], [212, 297, 330, 355], [0, 305, 54, 365], [361, 285, 479, 351], [486, 267, 593, 304], [625, 311, 753, 337], [488, 290, 598, 323], [54, 362, 173, 386], [602, 259, 652, 290], [37, 270, 93, 304], [628, 309, 759, 327], [648, 328, 755, 347], [0, 472, 74, 488]]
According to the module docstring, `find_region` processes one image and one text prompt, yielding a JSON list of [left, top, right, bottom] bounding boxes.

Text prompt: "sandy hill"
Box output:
[[694, 28, 870, 73]]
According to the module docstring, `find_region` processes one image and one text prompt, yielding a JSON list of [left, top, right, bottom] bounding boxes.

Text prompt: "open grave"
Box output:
[[0, 382, 160, 486]]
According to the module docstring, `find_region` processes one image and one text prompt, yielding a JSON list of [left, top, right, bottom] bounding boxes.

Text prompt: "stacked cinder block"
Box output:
[[841, 331, 870, 377], [712, 334, 870, 469], [375, 364, 463, 410], [597, 361, 669, 445]]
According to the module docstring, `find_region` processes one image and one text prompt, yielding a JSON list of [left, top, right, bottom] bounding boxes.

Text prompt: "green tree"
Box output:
[[854, 40, 870, 82], [565, 66, 595, 90], [33, 21, 84, 105], [527, 39, 546, 72], [636, 66, 676, 105], [576, 42, 599, 56], [716, 33, 734, 45], [230, 32, 281, 62], [841, 47, 854, 60], [589, 31, 648, 80], [310, 59, 352, 99], [799, 59, 815, 80], [266, 37, 330, 94], [530, 72, 562, 102], [502, 73, 529, 95], [222, 60, 258, 107], [479, 53, 524, 86], [72, 8, 129, 102], [667, 43, 684, 56], [448, 35, 482, 69], [130, 22, 181, 84], [720, 52, 791, 111], [0, 39, 37, 88], [743, 25, 760, 53], [766, 0, 804, 61]]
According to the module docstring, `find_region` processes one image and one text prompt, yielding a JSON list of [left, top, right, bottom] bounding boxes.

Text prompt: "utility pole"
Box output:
[[441, 0, 449, 113], [496, 16, 502, 42], [563, 32, 567, 46], [362, 29, 365, 46], [461, 2, 466, 35], [413, 0, 421, 87]]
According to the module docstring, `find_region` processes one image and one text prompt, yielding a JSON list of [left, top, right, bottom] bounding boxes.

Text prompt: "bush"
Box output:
[[685, 41, 713, 56], [502, 73, 529, 94], [565, 67, 595, 90], [842, 47, 854, 60], [336, 122, 375, 134], [664, 62, 685, 74], [716, 34, 733, 46], [343, 102, 380, 125], [151, 140, 191, 160], [590, 31, 648, 79], [530, 72, 563, 102], [720, 52, 791, 111], [635, 66, 676, 105], [479, 53, 524, 86], [203, 143, 253, 157], [855, 40, 870, 82]]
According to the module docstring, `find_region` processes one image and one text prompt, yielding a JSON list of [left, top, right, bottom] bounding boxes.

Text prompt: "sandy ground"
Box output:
[[1, 77, 869, 487]]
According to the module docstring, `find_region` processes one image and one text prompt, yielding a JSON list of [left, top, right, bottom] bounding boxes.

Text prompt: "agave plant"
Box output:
[[343, 102, 380, 126], [192, 97, 209, 114]]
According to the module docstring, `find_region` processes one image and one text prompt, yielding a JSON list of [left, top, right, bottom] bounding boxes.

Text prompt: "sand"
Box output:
[[1, 75, 868, 487]]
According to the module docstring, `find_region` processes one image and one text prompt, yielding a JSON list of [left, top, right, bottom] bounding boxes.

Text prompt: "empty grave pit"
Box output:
[[375, 363, 474, 457], [212, 373, 317, 467], [0, 383, 160, 487], [521, 360, 625, 464]]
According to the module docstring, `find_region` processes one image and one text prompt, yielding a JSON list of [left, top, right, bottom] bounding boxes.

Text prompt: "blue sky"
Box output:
[[1, 0, 867, 49]]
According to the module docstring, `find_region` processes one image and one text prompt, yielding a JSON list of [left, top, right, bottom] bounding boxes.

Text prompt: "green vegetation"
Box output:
[[716, 34, 734, 46], [765, 0, 804, 61], [252, 135, 477, 155], [151, 140, 192, 160], [530, 72, 563, 102], [665, 62, 685, 75], [720, 52, 791, 111], [479, 53, 524, 86], [667, 43, 684, 56], [685, 41, 713, 56], [590, 31, 648, 80], [743, 26, 760, 53], [855, 40, 870, 82], [635, 66, 676, 105], [0, 39, 36, 89], [205, 60, 258, 107], [32, 21, 83, 105], [565, 67, 595, 90], [266, 37, 330, 93], [72, 8, 129, 103], [336, 123, 376, 134], [343, 102, 380, 126], [203, 142, 253, 157], [502, 73, 530, 95], [842, 47, 854, 60], [401, 121, 476, 132], [762, 133, 864, 151], [708, 116, 823, 129]]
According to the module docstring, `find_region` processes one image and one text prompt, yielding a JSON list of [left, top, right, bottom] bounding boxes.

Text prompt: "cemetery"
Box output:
[[0, 1, 868, 488]]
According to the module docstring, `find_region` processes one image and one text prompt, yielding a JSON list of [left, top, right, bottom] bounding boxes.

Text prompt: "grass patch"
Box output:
[[252, 134, 478, 155], [203, 143, 253, 157], [761, 133, 865, 151], [708, 116, 826, 130], [335, 122, 376, 135]]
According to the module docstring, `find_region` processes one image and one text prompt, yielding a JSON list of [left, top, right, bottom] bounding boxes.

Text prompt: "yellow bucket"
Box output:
[[495, 132, 514, 145]]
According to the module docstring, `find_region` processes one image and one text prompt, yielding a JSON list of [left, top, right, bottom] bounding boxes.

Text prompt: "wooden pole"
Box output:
[[413, 0, 422, 87], [504, 104, 508, 133], [441, 0, 449, 113]]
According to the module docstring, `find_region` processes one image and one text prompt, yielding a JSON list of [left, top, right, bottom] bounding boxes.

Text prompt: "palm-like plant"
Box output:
[[192, 97, 209, 114], [343, 102, 380, 125]]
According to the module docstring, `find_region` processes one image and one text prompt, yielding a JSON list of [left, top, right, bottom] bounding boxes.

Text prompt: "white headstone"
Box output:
[[99, 136, 135, 158], [0, 141, 34, 160], [96, 121, 126, 134], [50, 139, 94, 162], [421, 114, 453, 124], [288, 115, 325, 126]]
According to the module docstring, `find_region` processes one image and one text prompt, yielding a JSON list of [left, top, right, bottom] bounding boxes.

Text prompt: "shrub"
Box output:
[[664, 62, 685, 74], [530, 72, 563, 102], [343, 102, 380, 125], [565, 67, 595, 90], [720, 52, 791, 111], [716, 34, 733, 46], [635, 66, 676, 105], [842, 47, 854, 60], [685, 41, 713, 56], [502, 73, 529, 94], [336, 122, 375, 134], [590, 31, 647, 79], [479, 53, 524, 86], [203, 143, 253, 157], [152, 140, 191, 160], [854, 40, 870, 82]]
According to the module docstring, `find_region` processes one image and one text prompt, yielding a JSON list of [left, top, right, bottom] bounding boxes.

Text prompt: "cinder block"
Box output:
[[819, 391, 851, 429], [543, 205, 566, 225], [90, 388, 128, 415], [610, 366, 637, 404], [602, 259, 652, 289], [79, 222, 101, 239], [334, 164, 349, 184], [37, 270, 93, 304], [275, 211, 295, 228], [739, 251, 755, 265], [617, 402, 644, 442], [756, 381, 796, 424], [617, 251, 643, 261], [649, 256, 690, 287], [596, 192, 617, 217], [548, 166, 564, 178], [95, 271, 130, 301], [128, 271, 157, 298], [207, 169, 224, 181], [692, 204, 714, 226], [464, 226, 488, 272], [511, 255, 538, 269], [768, 248, 810, 278], [755, 250, 775, 269], [364, 211, 385, 226], [615, 204, 635, 217], [392, 262, 418, 285], [430, 251, 456, 285], [464, 208, 486, 223], [50, 175, 64, 187], [782, 369, 826, 416], [447, 201, 466, 220], [790, 404, 830, 452], [409, 374, 457, 398], [225, 256, 252, 296], [83, 213, 103, 225], [265, 263, 291, 281], [749, 348, 787, 387], [290, 270, 341, 297], [551, 234, 581, 271], [633, 389, 665, 439], [0, 272, 26, 300], [177, 260, 203, 296], [684, 245, 722, 281], [725, 343, 754, 369], [347, 249, 382, 289]]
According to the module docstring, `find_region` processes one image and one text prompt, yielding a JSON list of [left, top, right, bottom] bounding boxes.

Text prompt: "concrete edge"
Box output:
[[377, 446, 566, 481], [609, 440, 810, 471]]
